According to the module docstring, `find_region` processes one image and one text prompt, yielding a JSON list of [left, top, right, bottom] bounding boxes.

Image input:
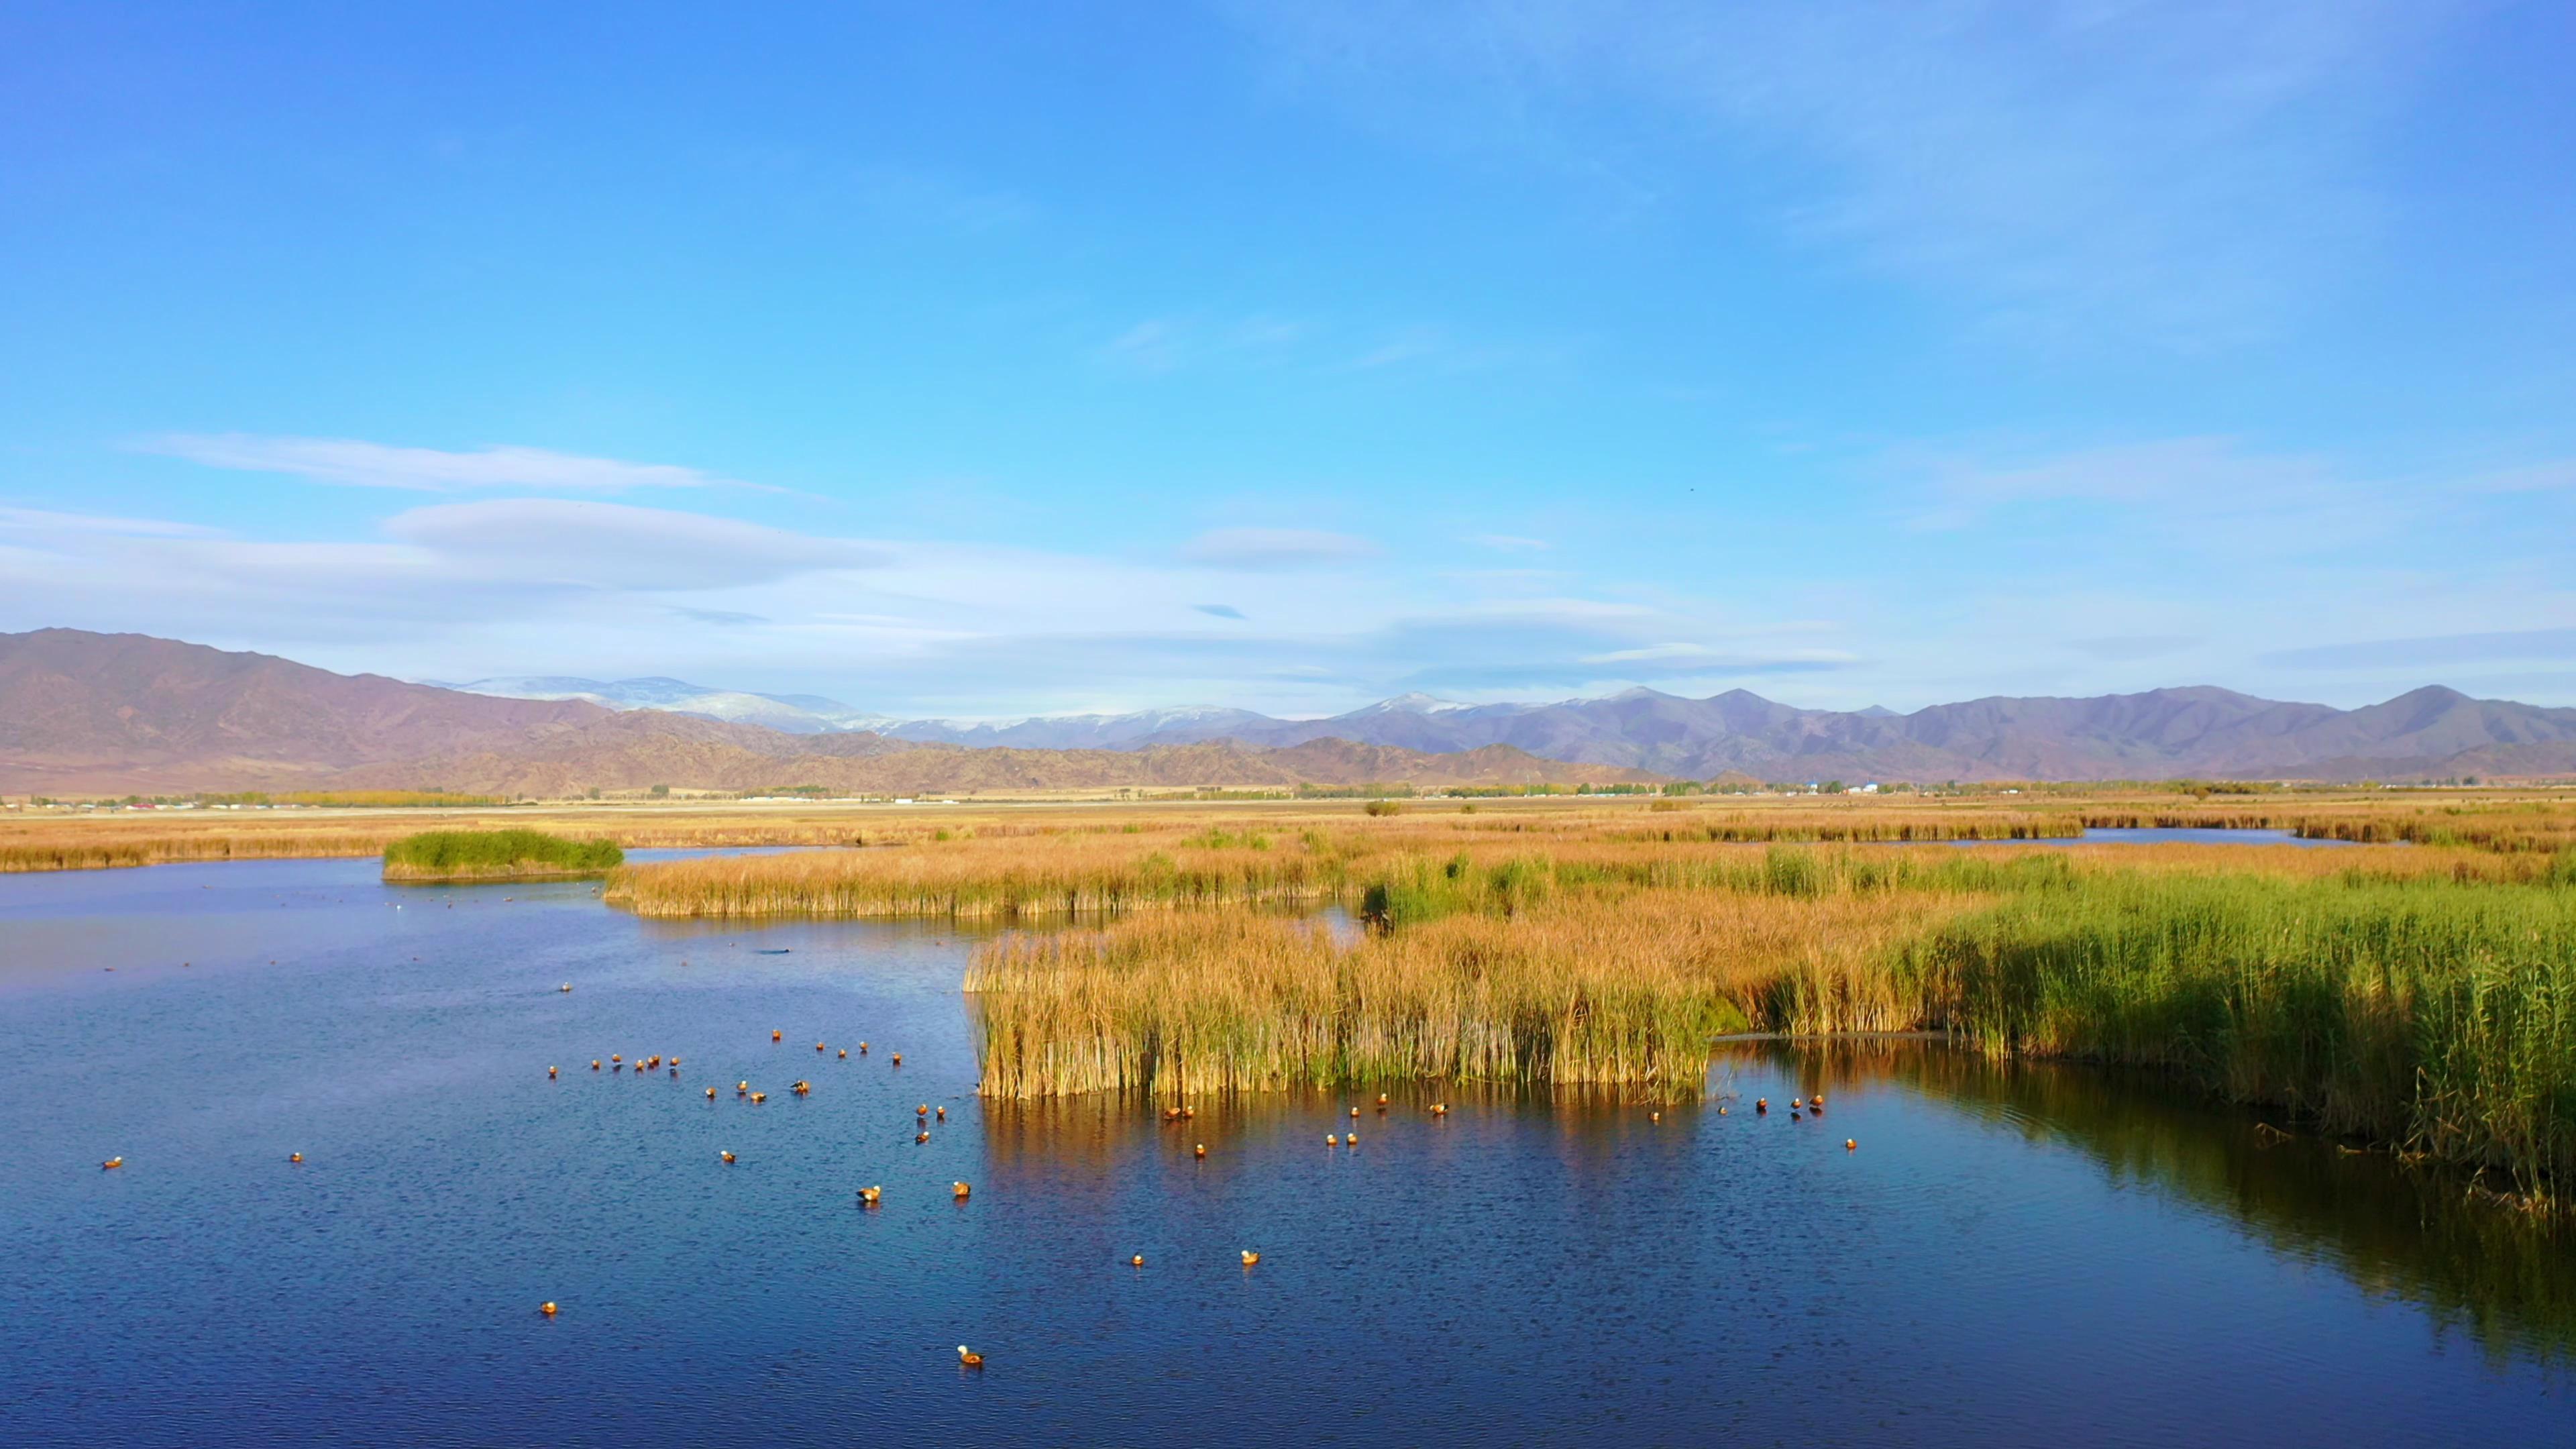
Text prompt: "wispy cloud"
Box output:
[[382, 500, 889, 589], [1097, 314, 1534, 376], [672, 606, 771, 627], [1228, 0, 2449, 347], [1179, 527, 1381, 570], [1097, 320, 1190, 373], [2261, 628, 2576, 671], [1580, 642, 1857, 667], [2067, 635, 2202, 663], [1195, 603, 1249, 620], [140, 434, 753, 493], [0, 505, 225, 538]]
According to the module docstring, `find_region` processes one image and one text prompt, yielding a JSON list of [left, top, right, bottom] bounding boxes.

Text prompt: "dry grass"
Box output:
[[10, 786, 2571, 875], [966, 887, 1978, 1099]]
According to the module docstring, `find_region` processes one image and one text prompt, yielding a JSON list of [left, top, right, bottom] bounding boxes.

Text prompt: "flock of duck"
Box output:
[[95, 1014, 1858, 1371]]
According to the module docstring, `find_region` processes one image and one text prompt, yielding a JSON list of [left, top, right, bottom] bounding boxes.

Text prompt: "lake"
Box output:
[[2, 857, 2565, 1446]]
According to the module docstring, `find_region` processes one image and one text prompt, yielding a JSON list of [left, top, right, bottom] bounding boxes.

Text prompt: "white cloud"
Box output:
[[381, 499, 890, 590], [141, 434, 748, 492], [1179, 527, 1381, 570]]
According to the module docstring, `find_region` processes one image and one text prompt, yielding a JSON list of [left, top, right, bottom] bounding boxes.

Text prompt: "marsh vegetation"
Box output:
[[382, 828, 624, 881]]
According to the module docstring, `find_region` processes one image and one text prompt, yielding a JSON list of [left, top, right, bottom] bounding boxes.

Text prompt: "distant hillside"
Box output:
[[451, 668, 2576, 783], [13, 629, 2575, 792], [0, 631, 1660, 795], [0, 629, 608, 794]]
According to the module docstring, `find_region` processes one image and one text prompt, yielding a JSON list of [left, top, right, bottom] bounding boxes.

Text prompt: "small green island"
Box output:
[[382, 828, 625, 883]]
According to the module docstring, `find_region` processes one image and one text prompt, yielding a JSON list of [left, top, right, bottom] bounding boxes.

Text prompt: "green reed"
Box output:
[[382, 828, 623, 880]]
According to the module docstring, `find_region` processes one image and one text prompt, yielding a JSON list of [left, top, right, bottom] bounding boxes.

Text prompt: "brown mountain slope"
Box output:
[[0, 629, 620, 794], [1, 630, 1662, 795]]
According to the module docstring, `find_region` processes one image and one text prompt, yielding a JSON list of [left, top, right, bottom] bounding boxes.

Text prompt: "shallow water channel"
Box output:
[[2, 856, 2564, 1445]]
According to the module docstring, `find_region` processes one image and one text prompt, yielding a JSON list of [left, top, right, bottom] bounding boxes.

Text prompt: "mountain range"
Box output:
[[441, 669, 2576, 784], [0, 631, 1657, 796], [7, 629, 2575, 795]]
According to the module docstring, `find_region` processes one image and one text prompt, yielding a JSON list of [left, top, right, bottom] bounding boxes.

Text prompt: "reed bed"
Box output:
[[966, 888, 1976, 1099], [954, 833, 2576, 1200], [606, 837, 1347, 918], [382, 828, 623, 881], [1909, 875, 2576, 1196], [0, 831, 399, 873]]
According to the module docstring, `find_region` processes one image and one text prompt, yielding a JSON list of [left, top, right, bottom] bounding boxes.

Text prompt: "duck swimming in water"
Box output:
[[957, 1345, 983, 1368]]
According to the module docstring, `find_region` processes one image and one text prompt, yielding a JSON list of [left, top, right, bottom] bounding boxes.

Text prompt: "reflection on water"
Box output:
[[1743, 1041, 2573, 1366], [0, 857, 2564, 1446]]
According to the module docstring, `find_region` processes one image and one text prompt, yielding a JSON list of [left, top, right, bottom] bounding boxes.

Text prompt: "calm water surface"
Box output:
[[2, 857, 2564, 1446]]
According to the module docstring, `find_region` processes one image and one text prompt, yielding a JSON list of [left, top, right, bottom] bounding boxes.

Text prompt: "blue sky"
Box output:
[[3, 1, 2573, 718]]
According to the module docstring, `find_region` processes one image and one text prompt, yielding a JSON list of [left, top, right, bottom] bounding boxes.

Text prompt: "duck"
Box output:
[[1131, 1254, 1145, 1267], [859, 1185, 882, 1205], [720, 1150, 737, 1163], [859, 1042, 869, 1055], [1181, 1107, 1195, 1120], [101, 1157, 123, 1170], [1346, 1131, 1359, 1146], [957, 1345, 983, 1368], [953, 1181, 971, 1199], [1163, 1108, 1181, 1122], [1326, 1134, 1338, 1146], [1650, 1112, 1662, 1124], [1845, 1138, 1858, 1151], [592, 1060, 602, 1071], [1194, 1143, 1207, 1159], [1377, 1093, 1390, 1109], [1718, 1106, 1728, 1116], [1348, 1106, 1360, 1119], [706, 1087, 717, 1100], [892, 1053, 903, 1067], [935, 1106, 946, 1121], [916, 1131, 931, 1144], [749, 1091, 767, 1104], [559, 983, 572, 993], [917, 1104, 929, 1118], [738, 1081, 750, 1095], [1430, 1103, 1448, 1117], [1813, 1093, 1827, 1108], [541, 1301, 557, 1316], [289, 1152, 303, 1164], [838, 1049, 847, 1060], [816, 1042, 826, 1053], [771, 1030, 782, 1042], [1756, 1097, 1768, 1113], [1240, 1250, 1260, 1266], [548, 1065, 558, 1079], [611, 1055, 623, 1065]]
